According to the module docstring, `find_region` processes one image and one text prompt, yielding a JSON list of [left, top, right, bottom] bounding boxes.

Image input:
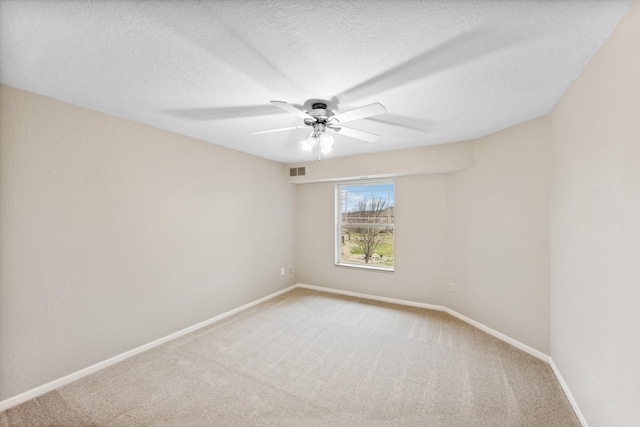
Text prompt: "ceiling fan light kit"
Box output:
[[301, 126, 334, 155], [250, 100, 386, 159]]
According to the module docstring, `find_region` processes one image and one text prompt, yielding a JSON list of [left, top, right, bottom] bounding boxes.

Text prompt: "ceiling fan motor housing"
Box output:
[[307, 102, 334, 124]]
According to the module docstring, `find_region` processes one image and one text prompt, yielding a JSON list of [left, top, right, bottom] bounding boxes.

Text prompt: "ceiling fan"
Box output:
[[250, 100, 387, 156]]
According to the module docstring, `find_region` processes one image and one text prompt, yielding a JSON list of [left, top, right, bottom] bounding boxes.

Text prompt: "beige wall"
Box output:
[[445, 117, 551, 353], [296, 174, 448, 304], [549, 0, 640, 425], [0, 85, 297, 400]]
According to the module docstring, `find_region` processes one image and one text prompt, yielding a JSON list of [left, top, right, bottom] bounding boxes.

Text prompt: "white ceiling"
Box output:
[[0, 1, 633, 164]]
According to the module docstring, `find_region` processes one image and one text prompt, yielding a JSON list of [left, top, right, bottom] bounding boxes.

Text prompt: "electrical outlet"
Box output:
[[289, 266, 294, 274], [280, 268, 285, 276], [449, 282, 455, 292]]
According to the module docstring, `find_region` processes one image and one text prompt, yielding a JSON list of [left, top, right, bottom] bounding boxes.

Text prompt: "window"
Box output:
[[336, 182, 394, 271]]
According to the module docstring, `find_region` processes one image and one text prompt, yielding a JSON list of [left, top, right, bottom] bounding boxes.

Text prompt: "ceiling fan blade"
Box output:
[[328, 125, 380, 143], [336, 28, 523, 103], [331, 103, 387, 125], [270, 101, 314, 120], [364, 114, 433, 132], [250, 125, 309, 135]]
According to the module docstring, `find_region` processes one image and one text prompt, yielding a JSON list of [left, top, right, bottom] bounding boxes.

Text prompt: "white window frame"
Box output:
[[335, 180, 395, 272]]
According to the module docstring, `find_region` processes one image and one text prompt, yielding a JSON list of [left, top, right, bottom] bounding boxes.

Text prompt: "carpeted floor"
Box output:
[[0, 288, 580, 426]]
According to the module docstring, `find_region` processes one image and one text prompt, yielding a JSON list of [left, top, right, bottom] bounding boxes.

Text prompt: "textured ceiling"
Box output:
[[0, 0, 633, 163]]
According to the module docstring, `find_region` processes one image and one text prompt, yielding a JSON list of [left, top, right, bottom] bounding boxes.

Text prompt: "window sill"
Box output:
[[335, 262, 394, 272]]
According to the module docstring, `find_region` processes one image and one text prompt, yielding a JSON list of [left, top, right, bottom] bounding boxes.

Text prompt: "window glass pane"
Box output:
[[337, 182, 394, 270]]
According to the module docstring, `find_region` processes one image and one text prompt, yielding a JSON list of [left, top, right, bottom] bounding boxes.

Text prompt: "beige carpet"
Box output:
[[0, 288, 579, 426]]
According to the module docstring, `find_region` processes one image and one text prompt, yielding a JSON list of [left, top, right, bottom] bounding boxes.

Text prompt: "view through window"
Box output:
[[336, 182, 394, 270]]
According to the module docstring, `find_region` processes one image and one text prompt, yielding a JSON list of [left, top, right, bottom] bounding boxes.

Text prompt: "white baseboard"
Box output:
[[296, 283, 549, 362], [549, 359, 589, 426], [296, 283, 587, 426], [440, 307, 551, 363], [0, 285, 297, 413], [297, 283, 446, 312]]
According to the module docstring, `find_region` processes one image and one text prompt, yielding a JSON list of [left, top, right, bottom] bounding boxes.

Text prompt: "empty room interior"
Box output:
[[1, 1, 639, 426]]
